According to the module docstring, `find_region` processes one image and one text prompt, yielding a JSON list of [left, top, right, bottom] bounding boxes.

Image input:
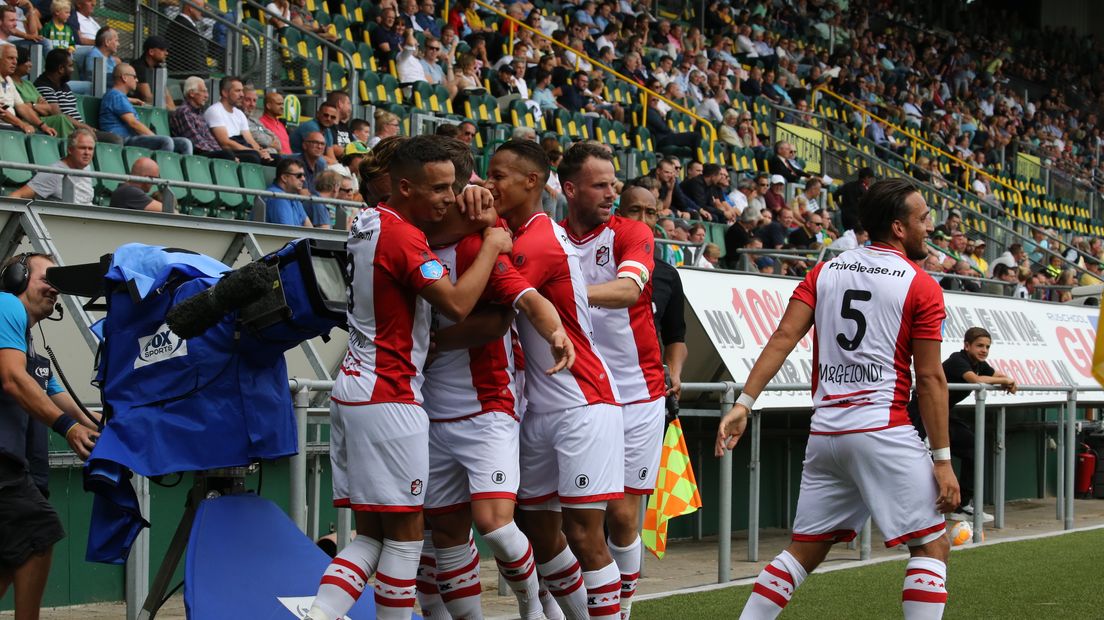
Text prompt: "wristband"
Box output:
[[51, 414, 77, 438], [736, 392, 755, 410], [931, 447, 951, 461]]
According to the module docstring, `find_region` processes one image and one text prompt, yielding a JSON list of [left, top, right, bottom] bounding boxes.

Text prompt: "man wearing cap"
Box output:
[[132, 35, 174, 111], [968, 239, 988, 275], [764, 174, 787, 216]]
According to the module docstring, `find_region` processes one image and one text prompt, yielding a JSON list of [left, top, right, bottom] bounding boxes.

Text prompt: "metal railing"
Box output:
[[137, 0, 262, 81]]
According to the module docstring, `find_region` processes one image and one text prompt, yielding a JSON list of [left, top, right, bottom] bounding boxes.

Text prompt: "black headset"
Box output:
[[1, 253, 37, 295]]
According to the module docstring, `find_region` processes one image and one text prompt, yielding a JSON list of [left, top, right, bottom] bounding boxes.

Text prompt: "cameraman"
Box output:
[[0, 253, 98, 616]]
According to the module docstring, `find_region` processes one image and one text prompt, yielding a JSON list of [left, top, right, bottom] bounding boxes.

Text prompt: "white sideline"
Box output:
[[631, 522, 1104, 604]]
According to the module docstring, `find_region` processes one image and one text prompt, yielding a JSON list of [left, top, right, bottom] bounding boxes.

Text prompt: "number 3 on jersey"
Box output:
[[836, 289, 871, 351]]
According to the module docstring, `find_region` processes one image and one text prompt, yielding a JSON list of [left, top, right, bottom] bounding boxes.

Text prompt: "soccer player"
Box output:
[[716, 179, 960, 620], [907, 326, 1017, 523], [419, 142, 576, 620], [305, 136, 514, 620], [560, 144, 666, 619], [485, 139, 624, 619]]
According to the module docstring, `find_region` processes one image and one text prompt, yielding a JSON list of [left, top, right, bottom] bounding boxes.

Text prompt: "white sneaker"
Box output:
[[958, 502, 995, 523]]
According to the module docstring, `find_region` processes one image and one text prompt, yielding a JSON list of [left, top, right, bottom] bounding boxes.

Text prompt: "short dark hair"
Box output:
[[438, 137, 475, 194], [702, 163, 721, 177], [992, 263, 1010, 278], [495, 139, 551, 184], [857, 167, 875, 180], [93, 26, 114, 48], [391, 135, 454, 188], [1008, 242, 1023, 253], [350, 118, 370, 133], [558, 141, 612, 184], [436, 123, 461, 138], [219, 75, 241, 94], [44, 48, 71, 74], [859, 178, 919, 243], [276, 157, 302, 178], [964, 327, 991, 343], [572, 70, 588, 81]]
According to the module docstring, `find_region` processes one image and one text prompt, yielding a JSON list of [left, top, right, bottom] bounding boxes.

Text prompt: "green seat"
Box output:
[[27, 134, 63, 166], [152, 151, 188, 205], [433, 84, 453, 114], [360, 69, 380, 103], [148, 108, 170, 136], [181, 155, 217, 213], [411, 80, 435, 112], [238, 162, 267, 219], [93, 142, 126, 200], [0, 132, 32, 187], [209, 158, 244, 216], [379, 74, 402, 104], [75, 94, 101, 129], [123, 146, 152, 171]]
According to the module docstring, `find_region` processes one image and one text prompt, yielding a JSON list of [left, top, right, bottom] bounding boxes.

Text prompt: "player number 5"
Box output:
[[836, 289, 871, 351]]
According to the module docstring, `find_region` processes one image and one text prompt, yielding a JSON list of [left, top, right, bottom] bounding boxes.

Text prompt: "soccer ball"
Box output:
[[949, 521, 982, 546]]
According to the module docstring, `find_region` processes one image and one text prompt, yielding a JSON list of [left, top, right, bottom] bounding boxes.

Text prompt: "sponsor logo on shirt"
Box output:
[[420, 260, 445, 280], [134, 323, 188, 369], [34, 365, 50, 379], [491, 470, 506, 484], [574, 474, 589, 489]]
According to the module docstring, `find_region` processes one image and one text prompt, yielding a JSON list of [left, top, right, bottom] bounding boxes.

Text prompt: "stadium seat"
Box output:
[[27, 135, 63, 166], [238, 161, 268, 218], [181, 155, 217, 214], [411, 81, 435, 112], [75, 95, 100, 130], [123, 146, 152, 171], [152, 151, 189, 205], [210, 159, 244, 217], [0, 132, 32, 189], [93, 142, 126, 202]]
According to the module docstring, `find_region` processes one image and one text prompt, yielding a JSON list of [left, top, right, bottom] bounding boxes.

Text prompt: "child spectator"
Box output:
[[41, 0, 79, 50]]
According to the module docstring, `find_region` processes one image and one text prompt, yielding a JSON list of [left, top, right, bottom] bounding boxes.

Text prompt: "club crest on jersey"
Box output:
[[514, 254, 526, 267], [494, 260, 508, 274], [491, 470, 506, 484], [420, 260, 445, 280], [411, 479, 423, 496], [596, 245, 610, 266], [575, 474, 589, 489]]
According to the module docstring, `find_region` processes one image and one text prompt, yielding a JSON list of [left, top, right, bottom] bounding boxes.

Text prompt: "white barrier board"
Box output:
[[680, 268, 1102, 409]]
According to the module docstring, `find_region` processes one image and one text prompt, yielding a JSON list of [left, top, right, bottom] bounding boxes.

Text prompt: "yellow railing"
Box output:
[[468, 0, 716, 145], [813, 87, 1023, 208]]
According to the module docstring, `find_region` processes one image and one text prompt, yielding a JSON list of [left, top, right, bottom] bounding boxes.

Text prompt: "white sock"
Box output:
[[539, 578, 565, 620], [374, 538, 422, 619], [582, 562, 621, 618], [484, 522, 542, 620], [308, 535, 382, 620], [902, 556, 947, 620], [416, 532, 450, 618], [607, 537, 641, 620], [537, 545, 588, 620], [739, 550, 807, 620], [435, 542, 483, 619]]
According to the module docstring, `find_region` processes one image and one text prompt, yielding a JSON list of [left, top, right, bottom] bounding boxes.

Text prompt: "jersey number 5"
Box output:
[[836, 289, 871, 351]]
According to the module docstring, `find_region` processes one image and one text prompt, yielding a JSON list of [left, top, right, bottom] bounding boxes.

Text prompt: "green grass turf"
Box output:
[[633, 529, 1104, 619]]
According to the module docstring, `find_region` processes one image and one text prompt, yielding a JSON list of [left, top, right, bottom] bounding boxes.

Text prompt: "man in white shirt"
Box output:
[[203, 75, 271, 165], [396, 27, 426, 84], [71, 0, 99, 45], [12, 128, 96, 205]]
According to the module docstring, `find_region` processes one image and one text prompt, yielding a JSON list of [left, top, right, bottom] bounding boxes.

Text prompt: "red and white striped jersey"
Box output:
[[422, 232, 536, 421], [510, 212, 620, 414], [791, 243, 945, 435], [332, 205, 446, 406], [564, 215, 666, 404]]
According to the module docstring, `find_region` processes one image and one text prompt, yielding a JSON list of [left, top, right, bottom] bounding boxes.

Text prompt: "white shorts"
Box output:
[[330, 401, 429, 512], [623, 398, 665, 495], [791, 424, 946, 548], [517, 403, 624, 508], [425, 412, 520, 514]]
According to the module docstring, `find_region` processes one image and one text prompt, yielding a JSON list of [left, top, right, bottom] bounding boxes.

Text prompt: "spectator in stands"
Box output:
[[788, 177, 822, 225], [306, 169, 340, 229], [759, 207, 793, 249], [1079, 258, 1103, 286], [1023, 228, 1049, 266], [166, 0, 209, 78], [132, 35, 174, 111], [1012, 269, 1031, 299], [680, 163, 725, 222], [265, 0, 290, 29], [290, 101, 338, 156], [9, 46, 68, 136], [67, 0, 96, 45], [645, 94, 700, 153], [34, 48, 119, 143], [296, 130, 328, 194], [11, 127, 94, 204], [2, 0, 41, 46], [240, 85, 278, 157], [83, 26, 121, 80], [787, 211, 826, 249], [0, 45, 51, 135], [986, 263, 1015, 295], [420, 35, 455, 96], [328, 140, 368, 194], [935, 209, 963, 236], [373, 7, 404, 67], [830, 225, 868, 251], [767, 141, 808, 182], [723, 204, 760, 269], [836, 167, 873, 232], [255, 90, 290, 155], [366, 109, 400, 149], [763, 174, 786, 217], [203, 76, 270, 165], [41, 0, 79, 50], [396, 27, 427, 84], [943, 260, 981, 293], [100, 64, 191, 154], [0, 6, 19, 47], [265, 157, 311, 226], [169, 76, 237, 159], [109, 156, 163, 211], [969, 239, 988, 275], [414, 0, 440, 37]]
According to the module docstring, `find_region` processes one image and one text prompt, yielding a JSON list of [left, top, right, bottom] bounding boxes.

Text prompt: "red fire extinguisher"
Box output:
[[1076, 443, 1097, 498]]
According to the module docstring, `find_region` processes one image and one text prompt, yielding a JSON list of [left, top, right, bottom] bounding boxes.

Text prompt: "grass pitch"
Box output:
[[633, 529, 1104, 619]]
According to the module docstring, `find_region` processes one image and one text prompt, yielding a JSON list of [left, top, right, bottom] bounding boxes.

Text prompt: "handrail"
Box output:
[[813, 87, 1023, 208], [171, 0, 263, 78], [240, 0, 360, 108], [469, 0, 716, 143]]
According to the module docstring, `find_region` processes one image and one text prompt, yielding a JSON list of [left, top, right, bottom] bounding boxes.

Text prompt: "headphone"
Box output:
[[2, 253, 37, 295]]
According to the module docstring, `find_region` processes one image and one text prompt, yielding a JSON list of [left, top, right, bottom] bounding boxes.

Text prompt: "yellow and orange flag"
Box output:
[[642, 418, 702, 559]]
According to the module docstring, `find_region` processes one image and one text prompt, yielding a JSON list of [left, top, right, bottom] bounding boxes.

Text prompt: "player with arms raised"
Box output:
[[305, 136, 514, 620], [560, 143, 666, 619], [716, 179, 960, 620]]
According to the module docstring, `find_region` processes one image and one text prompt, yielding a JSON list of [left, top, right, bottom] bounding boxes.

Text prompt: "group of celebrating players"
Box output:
[[305, 135, 670, 620], [303, 130, 962, 620]]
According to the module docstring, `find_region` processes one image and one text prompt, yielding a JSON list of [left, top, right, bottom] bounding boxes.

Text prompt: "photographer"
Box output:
[[0, 253, 98, 616]]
